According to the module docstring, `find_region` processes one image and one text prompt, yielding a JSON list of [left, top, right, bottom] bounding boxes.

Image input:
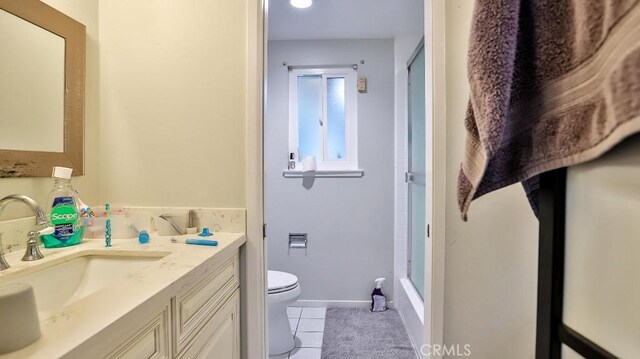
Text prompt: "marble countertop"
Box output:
[[0, 232, 246, 358]]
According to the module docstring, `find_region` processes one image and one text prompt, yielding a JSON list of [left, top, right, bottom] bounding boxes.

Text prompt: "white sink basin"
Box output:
[[3, 253, 168, 316]]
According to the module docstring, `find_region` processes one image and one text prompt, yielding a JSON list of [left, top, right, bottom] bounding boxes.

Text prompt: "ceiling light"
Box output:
[[290, 0, 313, 9]]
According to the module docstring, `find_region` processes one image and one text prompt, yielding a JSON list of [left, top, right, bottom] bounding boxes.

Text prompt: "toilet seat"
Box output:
[[268, 270, 299, 294]]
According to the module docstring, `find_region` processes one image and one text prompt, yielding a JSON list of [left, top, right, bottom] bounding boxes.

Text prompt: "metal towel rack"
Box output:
[[536, 168, 617, 359]]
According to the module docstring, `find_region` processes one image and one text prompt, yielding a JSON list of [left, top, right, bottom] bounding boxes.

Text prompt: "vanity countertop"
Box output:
[[0, 232, 246, 358]]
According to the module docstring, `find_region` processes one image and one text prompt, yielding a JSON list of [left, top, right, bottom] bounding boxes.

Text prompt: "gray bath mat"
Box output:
[[321, 307, 417, 359]]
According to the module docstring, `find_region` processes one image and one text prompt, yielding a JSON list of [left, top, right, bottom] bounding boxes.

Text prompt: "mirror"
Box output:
[[0, 0, 85, 177]]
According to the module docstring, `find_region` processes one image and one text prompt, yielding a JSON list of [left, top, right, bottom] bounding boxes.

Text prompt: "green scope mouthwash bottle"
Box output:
[[40, 166, 84, 248]]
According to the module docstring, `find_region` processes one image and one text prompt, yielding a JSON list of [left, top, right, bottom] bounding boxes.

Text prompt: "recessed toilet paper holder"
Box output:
[[288, 233, 307, 253]]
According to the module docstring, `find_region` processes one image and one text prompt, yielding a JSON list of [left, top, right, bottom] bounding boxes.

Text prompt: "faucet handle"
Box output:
[[0, 234, 10, 270], [22, 230, 46, 262]]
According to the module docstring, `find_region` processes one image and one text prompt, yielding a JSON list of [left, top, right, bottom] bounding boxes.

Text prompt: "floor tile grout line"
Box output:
[[285, 307, 326, 359]]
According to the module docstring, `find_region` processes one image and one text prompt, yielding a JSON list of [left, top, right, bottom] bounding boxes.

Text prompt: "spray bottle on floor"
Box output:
[[371, 278, 388, 312]]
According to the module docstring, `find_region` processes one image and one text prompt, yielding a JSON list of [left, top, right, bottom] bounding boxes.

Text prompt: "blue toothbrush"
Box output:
[[105, 203, 112, 247], [171, 238, 218, 246]]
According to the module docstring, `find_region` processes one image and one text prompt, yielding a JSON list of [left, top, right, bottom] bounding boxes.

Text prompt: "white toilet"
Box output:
[[268, 270, 301, 355]]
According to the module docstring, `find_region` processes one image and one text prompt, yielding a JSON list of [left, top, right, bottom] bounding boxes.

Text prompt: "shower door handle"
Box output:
[[405, 172, 414, 183]]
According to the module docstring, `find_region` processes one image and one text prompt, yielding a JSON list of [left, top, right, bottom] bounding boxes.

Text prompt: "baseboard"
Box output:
[[293, 299, 395, 308]]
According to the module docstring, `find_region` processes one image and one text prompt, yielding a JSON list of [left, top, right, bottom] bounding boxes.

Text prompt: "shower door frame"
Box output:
[[407, 39, 427, 297]]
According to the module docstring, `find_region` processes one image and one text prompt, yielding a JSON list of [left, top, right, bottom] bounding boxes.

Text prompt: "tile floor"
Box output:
[[270, 306, 326, 359]]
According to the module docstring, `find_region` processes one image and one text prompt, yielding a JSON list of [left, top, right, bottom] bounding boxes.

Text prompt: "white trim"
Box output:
[[245, 0, 266, 358], [401, 278, 425, 323], [427, 0, 447, 357], [397, 278, 426, 357], [282, 169, 364, 178], [288, 67, 358, 170], [293, 300, 391, 308]]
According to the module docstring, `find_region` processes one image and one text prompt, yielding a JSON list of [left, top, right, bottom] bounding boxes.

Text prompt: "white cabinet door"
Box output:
[[179, 290, 240, 359], [173, 255, 239, 356], [106, 306, 171, 359]]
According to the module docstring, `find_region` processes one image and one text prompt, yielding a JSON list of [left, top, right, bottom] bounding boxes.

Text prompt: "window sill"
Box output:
[[282, 169, 364, 178]]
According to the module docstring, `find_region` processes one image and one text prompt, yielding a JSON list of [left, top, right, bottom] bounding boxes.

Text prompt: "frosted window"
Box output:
[[289, 67, 357, 170], [297, 75, 322, 161], [326, 77, 346, 160]]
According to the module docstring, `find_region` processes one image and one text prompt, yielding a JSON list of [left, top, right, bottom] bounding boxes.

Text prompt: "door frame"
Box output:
[[246, 1, 448, 358], [427, 0, 447, 356], [244, 0, 267, 358]]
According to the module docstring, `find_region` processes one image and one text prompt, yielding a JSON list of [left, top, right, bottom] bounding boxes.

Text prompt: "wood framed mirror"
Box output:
[[0, 0, 85, 177]]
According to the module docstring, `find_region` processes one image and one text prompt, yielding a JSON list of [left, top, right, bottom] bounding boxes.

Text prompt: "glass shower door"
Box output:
[[407, 44, 425, 299]]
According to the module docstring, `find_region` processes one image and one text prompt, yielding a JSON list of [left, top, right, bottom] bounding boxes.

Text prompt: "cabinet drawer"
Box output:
[[173, 255, 239, 356], [106, 306, 171, 359], [177, 289, 240, 359]]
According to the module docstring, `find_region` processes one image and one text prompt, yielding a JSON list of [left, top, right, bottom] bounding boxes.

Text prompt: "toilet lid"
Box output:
[[268, 270, 299, 294]]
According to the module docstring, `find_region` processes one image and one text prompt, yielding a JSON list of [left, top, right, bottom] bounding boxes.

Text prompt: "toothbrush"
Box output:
[[171, 238, 218, 246], [105, 203, 111, 247]]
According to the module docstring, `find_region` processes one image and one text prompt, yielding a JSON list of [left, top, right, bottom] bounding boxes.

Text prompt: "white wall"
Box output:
[[98, 0, 247, 208], [0, 0, 101, 219], [265, 39, 395, 303], [0, 0, 249, 216], [100, 3, 260, 357], [442, 1, 539, 358], [563, 134, 640, 358]]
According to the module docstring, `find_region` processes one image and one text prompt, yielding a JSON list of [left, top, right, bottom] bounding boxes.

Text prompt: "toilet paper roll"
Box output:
[[302, 156, 317, 172], [0, 283, 41, 354]]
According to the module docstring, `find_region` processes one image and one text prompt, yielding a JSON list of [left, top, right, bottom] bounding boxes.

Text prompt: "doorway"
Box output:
[[262, 1, 428, 358]]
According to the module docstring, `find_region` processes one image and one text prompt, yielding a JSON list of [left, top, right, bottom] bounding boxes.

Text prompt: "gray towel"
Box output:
[[459, 0, 640, 219]]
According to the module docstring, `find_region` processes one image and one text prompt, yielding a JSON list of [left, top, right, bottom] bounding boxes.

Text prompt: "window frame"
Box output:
[[288, 67, 358, 171]]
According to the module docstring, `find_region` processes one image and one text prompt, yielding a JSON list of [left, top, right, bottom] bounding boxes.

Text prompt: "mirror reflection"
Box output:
[[0, 0, 85, 178], [0, 9, 65, 153]]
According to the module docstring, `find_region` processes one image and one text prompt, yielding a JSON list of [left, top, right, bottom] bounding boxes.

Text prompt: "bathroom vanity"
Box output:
[[0, 232, 245, 358]]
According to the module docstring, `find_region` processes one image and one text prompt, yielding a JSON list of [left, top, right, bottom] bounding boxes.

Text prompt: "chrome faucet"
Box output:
[[158, 214, 185, 235], [0, 194, 54, 270]]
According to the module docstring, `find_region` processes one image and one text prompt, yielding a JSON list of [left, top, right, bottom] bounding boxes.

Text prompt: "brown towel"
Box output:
[[459, 0, 640, 219]]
